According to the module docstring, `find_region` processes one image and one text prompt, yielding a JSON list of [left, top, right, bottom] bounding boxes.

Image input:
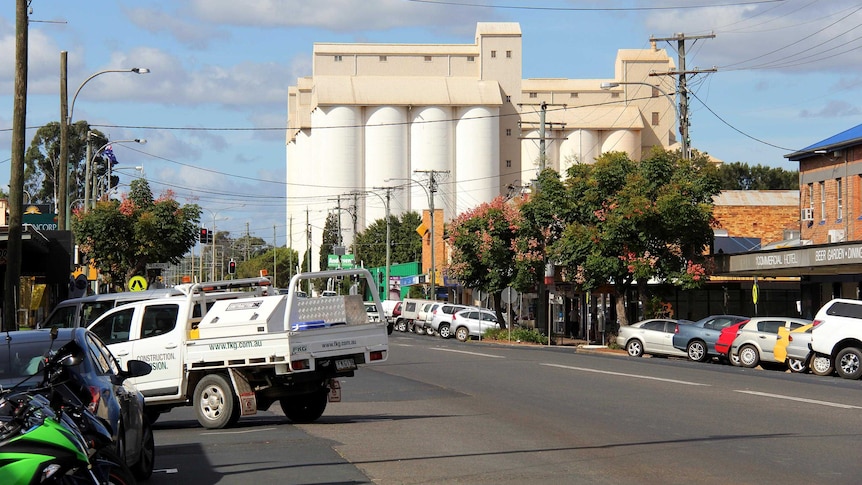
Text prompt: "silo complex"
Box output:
[[286, 23, 676, 275]]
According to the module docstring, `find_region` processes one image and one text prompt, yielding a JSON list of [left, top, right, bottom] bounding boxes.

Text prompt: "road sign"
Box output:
[[752, 281, 759, 305], [129, 275, 148, 292]]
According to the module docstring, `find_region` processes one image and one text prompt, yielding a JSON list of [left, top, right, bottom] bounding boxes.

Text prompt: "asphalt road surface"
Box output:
[[147, 332, 862, 484]]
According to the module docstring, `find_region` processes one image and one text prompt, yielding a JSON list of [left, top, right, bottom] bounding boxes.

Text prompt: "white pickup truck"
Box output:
[[87, 269, 388, 429]]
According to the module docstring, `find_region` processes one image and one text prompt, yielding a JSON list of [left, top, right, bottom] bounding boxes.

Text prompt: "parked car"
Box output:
[[616, 319, 688, 358], [783, 324, 834, 375], [429, 304, 474, 339], [364, 302, 381, 322], [714, 320, 750, 365], [810, 298, 862, 379], [0, 328, 155, 479], [394, 298, 435, 333], [672, 315, 749, 362], [450, 308, 501, 342], [417, 302, 441, 335], [729, 317, 811, 368]]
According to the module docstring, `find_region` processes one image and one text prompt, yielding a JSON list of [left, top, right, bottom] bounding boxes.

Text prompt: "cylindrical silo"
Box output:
[[602, 129, 640, 161], [559, 129, 600, 173], [409, 106, 453, 214], [286, 130, 314, 268], [365, 106, 407, 225], [455, 106, 499, 217], [311, 106, 362, 265], [520, 129, 540, 184]]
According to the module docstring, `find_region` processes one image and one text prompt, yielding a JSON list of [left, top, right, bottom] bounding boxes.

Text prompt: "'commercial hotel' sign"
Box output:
[[731, 244, 862, 272]]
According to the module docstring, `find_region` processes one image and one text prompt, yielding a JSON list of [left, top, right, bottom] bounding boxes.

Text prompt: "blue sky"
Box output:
[[2, 0, 861, 247]]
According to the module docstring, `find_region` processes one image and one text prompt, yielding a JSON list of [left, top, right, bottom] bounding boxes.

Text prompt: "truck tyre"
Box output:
[[835, 347, 862, 380], [194, 374, 238, 429], [281, 390, 328, 423]]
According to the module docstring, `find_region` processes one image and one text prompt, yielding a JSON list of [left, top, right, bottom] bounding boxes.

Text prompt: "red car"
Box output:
[[715, 320, 750, 365]]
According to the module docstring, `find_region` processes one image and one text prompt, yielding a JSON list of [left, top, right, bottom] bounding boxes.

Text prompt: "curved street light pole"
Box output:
[[368, 187, 397, 300], [385, 177, 436, 299], [600, 81, 686, 160], [61, 66, 149, 229]]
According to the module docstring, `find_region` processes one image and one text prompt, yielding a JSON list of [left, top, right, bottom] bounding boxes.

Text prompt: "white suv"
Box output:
[[429, 304, 473, 339], [810, 298, 862, 380]]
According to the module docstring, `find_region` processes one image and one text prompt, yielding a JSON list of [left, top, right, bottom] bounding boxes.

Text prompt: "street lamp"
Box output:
[[385, 176, 438, 300], [86, 138, 146, 209], [600, 81, 686, 160], [60, 65, 150, 229]]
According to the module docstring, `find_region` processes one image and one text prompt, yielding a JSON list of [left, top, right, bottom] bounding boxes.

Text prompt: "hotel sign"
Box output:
[[730, 244, 862, 272]]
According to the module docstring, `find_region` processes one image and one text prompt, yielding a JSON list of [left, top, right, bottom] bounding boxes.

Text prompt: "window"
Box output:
[[652, 86, 660, 98], [529, 92, 537, 98], [611, 92, 620, 98], [651, 112, 660, 126], [505, 95, 511, 102], [837, 177, 843, 220], [379, 55, 387, 62], [491, 50, 496, 58], [506, 128, 512, 136], [142, 304, 179, 338], [820, 181, 826, 221], [467, 56, 475, 62], [808, 183, 814, 214], [424, 56, 432, 62], [89, 308, 134, 345], [334, 55, 343, 62], [506, 160, 512, 168], [506, 50, 512, 58], [570, 92, 579, 98]]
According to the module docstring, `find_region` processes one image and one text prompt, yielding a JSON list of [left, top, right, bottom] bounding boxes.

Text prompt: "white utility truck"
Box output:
[[87, 269, 388, 429]]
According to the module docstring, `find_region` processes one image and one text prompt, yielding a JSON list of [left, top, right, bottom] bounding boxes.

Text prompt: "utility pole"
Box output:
[[59, 51, 68, 230], [414, 169, 449, 300], [650, 33, 716, 160], [5, 0, 28, 330], [518, 101, 567, 173], [371, 186, 397, 300], [306, 208, 312, 293]]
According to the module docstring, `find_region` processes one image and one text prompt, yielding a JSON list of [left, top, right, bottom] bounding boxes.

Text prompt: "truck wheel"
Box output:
[[835, 347, 862, 380], [194, 374, 237, 429], [281, 390, 328, 423]]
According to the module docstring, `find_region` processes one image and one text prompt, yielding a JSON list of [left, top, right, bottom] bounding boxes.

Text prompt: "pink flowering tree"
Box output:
[[446, 195, 540, 327], [72, 179, 200, 291], [551, 148, 720, 325]]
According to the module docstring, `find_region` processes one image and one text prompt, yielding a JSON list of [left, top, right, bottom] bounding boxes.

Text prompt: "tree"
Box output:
[[715, 161, 797, 190], [237, 246, 300, 288], [72, 179, 200, 291], [446, 197, 534, 327], [24, 120, 106, 207], [552, 148, 720, 326], [352, 211, 423, 267]]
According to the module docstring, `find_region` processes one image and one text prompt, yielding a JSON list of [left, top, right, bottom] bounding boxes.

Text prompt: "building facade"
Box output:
[[286, 22, 676, 281]]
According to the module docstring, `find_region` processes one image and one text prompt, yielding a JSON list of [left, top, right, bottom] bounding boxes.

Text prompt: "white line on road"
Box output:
[[540, 363, 710, 386], [734, 390, 862, 409], [153, 468, 178, 474], [203, 427, 278, 435], [430, 348, 506, 358]]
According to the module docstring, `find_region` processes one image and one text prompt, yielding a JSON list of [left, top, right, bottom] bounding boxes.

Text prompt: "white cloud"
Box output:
[[124, 7, 230, 50], [800, 100, 861, 118]]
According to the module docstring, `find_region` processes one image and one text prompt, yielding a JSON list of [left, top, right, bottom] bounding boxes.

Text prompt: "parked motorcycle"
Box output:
[[0, 329, 135, 484]]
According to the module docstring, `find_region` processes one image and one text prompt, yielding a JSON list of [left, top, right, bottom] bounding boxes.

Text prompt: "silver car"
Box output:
[[785, 325, 834, 375], [429, 304, 473, 339], [450, 308, 501, 342], [729, 317, 810, 368], [616, 319, 687, 358]]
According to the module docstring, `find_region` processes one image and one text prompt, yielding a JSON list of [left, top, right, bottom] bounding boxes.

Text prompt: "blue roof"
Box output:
[[786, 122, 862, 160]]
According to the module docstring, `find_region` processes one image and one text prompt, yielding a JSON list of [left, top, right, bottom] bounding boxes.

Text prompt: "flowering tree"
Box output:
[[446, 196, 540, 327], [551, 148, 720, 325], [73, 179, 200, 291]]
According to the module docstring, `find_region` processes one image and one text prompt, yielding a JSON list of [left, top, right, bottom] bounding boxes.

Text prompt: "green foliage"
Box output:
[[715, 161, 798, 190], [24, 121, 106, 205], [237, 246, 300, 288], [352, 211, 423, 267], [485, 326, 546, 344], [72, 179, 200, 291], [318, 213, 340, 272]]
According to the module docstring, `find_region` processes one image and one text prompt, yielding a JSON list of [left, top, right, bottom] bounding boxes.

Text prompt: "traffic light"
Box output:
[[199, 228, 212, 244], [228, 259, 236, 274]]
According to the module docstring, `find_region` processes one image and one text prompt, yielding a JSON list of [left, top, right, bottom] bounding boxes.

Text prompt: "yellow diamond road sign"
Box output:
[[129, 275, 148, 292]]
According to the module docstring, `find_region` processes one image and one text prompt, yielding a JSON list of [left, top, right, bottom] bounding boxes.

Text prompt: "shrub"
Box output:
[[485, 327, 546, 344]]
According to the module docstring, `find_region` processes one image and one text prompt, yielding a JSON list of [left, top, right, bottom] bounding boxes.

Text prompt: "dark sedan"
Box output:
[[672, 315, 749, 362], [0, 328, 155, 480]]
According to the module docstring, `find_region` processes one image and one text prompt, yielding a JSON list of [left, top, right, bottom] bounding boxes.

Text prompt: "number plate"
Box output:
[[335, 358, 356, 371]]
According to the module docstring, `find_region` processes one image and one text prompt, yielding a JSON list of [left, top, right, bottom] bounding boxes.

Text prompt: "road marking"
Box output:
[[735, 390, 862, 409], [153, 468, 178, 474], [431, 348, 505, 359], [203, 427, 277, 435], [540, 363, 710, 386]]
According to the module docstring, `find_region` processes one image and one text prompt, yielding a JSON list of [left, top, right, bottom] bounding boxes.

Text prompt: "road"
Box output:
[[148, 332, 862, 484]]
